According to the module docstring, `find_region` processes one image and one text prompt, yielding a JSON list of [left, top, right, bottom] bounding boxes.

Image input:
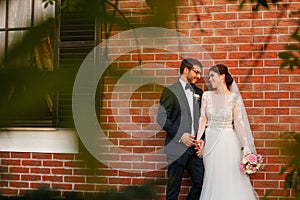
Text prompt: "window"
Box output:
[[0, 0, 56, 127], [0, 0, 96, 128]]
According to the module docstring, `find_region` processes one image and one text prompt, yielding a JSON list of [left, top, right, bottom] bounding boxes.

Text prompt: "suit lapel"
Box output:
[[173, 81, 192, 119]]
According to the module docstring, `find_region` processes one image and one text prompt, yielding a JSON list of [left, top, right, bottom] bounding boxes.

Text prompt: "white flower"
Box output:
[[193, 94, 200, 100], [242, 157, 248, 164]]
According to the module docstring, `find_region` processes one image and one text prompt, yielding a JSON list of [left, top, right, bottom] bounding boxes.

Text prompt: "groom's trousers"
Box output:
[[166, 147, 205, 200]]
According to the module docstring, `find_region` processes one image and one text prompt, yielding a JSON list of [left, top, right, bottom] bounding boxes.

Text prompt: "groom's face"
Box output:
[[187, 65, 201, 84]]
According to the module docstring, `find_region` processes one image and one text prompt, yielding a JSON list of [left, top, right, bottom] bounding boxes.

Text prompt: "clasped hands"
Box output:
[[180, 133, 204, 157]]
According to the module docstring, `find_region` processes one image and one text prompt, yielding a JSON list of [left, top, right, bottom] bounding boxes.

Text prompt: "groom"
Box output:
[[157, 58, 205, 200]]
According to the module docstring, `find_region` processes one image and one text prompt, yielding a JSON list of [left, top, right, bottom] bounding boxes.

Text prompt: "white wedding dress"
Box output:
[[199, 91, 257, 200]]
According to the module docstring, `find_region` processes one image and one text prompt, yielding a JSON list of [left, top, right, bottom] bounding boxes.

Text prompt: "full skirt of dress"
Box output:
[[199, 127, 257, 200]]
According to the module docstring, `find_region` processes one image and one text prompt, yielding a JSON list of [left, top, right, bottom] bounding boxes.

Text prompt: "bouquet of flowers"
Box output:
[[240, 153, 264, 175]]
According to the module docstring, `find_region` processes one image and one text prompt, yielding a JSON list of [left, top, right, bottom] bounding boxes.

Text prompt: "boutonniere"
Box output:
[[193, 93, 200, 101]]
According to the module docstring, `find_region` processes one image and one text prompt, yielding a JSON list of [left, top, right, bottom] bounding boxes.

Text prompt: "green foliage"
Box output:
[[0, 0, 299, 198], [280, 132, 300, 198], [0, 0, 178, 127], [237, 0, 300, 70], [0, 182, 157, 199], [60, 0, 176, 28], [0, 19, 56, 126], [237, 0, 279, 11], [1, 19, 54, 67], [279, 26, 300, 70]]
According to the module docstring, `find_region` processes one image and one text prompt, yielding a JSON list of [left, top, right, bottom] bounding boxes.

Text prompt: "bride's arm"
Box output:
[[233, 95, 252, 156], [196, 92, 207, 141]]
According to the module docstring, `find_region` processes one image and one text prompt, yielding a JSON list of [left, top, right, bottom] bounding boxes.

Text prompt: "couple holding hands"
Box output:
[[157, 58, 258, 200]]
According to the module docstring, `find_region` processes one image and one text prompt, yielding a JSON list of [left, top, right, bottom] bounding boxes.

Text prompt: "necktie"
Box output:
[[185, 84, 194, 92]]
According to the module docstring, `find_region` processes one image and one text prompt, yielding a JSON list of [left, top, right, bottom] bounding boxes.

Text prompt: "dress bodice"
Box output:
[[204, 91, 239, 128], [197, 90, 255, 154]]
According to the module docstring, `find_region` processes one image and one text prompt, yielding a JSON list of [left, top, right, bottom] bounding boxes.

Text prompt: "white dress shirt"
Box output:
[[179, 79, 194, 136]]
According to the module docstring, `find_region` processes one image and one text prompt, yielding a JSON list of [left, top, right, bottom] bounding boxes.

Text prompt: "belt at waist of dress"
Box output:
[[206, 125, 233, 129]]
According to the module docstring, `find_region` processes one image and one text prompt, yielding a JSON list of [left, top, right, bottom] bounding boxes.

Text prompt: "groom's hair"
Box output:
[[180, 58, 203, 74]]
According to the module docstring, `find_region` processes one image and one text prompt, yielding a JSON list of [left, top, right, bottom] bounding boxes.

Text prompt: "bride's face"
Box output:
[[208, 71, 224, 89]]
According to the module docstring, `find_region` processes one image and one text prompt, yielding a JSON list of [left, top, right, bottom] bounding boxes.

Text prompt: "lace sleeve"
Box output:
[[233, 94, 255, 156], [196, 92, 207, 141]]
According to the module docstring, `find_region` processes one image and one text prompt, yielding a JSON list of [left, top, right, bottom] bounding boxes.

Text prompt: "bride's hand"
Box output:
[[195, 140, 204, 157]]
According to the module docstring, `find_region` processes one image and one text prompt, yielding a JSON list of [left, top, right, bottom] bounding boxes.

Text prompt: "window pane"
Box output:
[[0, 32, 4, 62], [8, 0, 32, 28], [0, 0, 6, 28], [8, 30, 31, 66], [8, 30, 28, 47]]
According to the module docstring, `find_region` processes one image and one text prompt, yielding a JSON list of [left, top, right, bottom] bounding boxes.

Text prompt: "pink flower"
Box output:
[[248, 154, 257, 164], [240, 163, 245, 171], [240, 153, 264, 175]]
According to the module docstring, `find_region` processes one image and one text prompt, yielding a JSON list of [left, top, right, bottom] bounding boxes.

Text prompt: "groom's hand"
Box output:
[[180, 133, 197, 147]]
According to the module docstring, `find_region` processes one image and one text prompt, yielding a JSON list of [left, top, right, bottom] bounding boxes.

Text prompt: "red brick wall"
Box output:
[[1, 0, 299, 199]]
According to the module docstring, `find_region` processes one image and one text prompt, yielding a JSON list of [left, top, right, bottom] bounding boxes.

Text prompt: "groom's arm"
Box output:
[[157, 87, 183, 142]]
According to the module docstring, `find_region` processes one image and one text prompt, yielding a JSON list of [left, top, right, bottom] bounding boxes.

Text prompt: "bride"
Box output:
[[195, 64, 258, 200]]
